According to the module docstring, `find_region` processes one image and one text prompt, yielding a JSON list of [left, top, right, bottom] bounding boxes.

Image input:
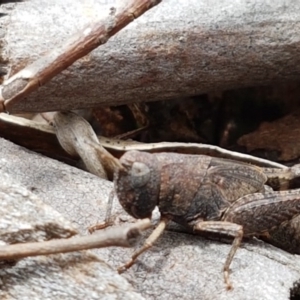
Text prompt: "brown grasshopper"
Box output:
[[51, 111, 300, 289], [108, 150, 300, 290]]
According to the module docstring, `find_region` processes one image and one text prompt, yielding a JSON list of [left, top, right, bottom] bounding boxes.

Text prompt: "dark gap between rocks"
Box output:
[[290, 280, 300, 300]]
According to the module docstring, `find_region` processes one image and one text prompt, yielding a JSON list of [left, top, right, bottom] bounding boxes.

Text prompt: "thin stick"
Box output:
[[88, 190, 116, 233], [53, 111, 124, 180], [0, 113, 288, 169], [0, 0, 163, 112], [0, 219, 151, 261]]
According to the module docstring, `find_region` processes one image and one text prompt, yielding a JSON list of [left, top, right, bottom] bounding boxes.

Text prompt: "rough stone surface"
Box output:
[[0, 173, 77, 243], [0, 137, 111, 231], [1, 0, 300, 112], [0, 138, 144, 299], [0, 251, 143, 300], [1, 137, 300, 299]]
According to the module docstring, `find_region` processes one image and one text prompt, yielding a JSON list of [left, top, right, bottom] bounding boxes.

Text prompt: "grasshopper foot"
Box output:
[[117, 259, 135, 274], [88, 219, 114, 234], [224, 270, 233, 290]]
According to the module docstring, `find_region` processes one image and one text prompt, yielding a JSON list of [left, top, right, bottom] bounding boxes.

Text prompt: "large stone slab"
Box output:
[[1, 137, 300, 299]]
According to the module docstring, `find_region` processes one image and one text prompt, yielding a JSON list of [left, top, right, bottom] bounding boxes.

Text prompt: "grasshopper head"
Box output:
[[114, 150, 160, 219]]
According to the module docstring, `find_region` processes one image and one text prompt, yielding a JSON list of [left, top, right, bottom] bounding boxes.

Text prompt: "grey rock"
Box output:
[[2, 0, 300, 112], [0, 173, 77, 243], [0, 138, 144, 299], [0, 251, 143, 300], [1, 137, 300, 299]]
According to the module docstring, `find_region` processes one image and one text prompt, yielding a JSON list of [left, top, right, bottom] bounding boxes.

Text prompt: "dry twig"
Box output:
[[0, 219, 151, 260], [53, 111, 123, 180], [0, 113, 286, 169], [0, 0, 163, 112]]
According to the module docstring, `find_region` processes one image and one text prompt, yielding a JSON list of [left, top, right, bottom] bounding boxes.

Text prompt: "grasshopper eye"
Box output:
[[130, 162, 151, 187], [115, 150, 160, 219]]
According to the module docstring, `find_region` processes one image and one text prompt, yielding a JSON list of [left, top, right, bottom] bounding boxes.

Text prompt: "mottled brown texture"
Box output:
[[223, 190, 300, 235], [115, 151, 162, 219], [115, 150, 267, 224], [265, 216, 300, 254], [114, 150, 300, 287], [238, 110, 300, 162]]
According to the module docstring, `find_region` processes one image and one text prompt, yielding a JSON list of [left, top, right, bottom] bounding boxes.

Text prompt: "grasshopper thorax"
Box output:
[[114, 150, 161, 219]]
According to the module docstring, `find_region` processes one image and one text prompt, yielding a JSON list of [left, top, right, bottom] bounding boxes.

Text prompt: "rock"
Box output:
[[0, 173, 77, 243], [0, 251, 143, 300], [1, 137, 300, 299], [0, 138, 143, 299]]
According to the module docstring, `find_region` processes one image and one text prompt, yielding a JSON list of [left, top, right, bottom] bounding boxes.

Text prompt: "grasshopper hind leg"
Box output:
[[193, 220, 243, 290]]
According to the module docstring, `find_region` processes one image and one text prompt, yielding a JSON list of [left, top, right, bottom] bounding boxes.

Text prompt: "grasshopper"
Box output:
[[110, 150, 300, 290], [50, 111, 300, 289]]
